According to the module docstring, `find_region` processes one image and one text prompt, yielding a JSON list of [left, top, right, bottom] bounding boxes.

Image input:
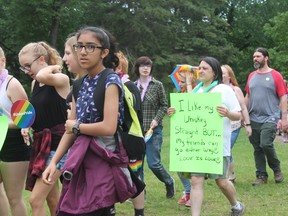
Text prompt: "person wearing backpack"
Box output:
[[42, 26, 135, 216], [134, 56, 175, 199], [116, 51, 145, 216]]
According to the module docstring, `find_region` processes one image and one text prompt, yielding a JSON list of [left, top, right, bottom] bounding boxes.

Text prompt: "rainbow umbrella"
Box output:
[[169, 64, 199, 92], [144, 128, 153, 143]]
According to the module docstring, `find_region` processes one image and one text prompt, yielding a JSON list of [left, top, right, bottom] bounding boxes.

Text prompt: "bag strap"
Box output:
[[93, 68, 115, 121], [6, 76, 14, 91], [72, 75, 86, 102]]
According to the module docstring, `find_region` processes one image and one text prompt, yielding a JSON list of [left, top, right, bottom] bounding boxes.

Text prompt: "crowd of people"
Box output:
[[0, 24, 287, 216]]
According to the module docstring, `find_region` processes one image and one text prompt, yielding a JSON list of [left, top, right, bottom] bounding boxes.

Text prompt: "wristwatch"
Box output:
[[72, 121, 81, 136]]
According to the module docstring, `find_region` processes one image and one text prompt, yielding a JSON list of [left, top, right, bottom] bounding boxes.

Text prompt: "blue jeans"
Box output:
[[230, 127, 241, 161], [177, 172, 191, 194], [249, 121, 281, 177], [46, 151, 68, 170], [145, 125, 173, 185]]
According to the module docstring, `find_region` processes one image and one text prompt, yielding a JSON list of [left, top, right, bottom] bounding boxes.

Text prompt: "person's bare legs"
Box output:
[[46, 181, 60, 216], [228, 160, 236, 181], [1, 161, 29, 216], [29, 169, 61, 216], [215, 178, 237, 206], [190, 176, 205, 216], [0, 182, 9, 216], [132, 190, 145, 212]]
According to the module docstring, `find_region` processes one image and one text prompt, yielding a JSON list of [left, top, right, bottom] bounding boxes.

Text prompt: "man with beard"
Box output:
[[245, 47, 287, 186]]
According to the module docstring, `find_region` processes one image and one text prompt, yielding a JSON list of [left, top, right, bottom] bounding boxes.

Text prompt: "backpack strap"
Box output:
[[6, 76, 14, 91], [93, 68, 115, 121], [72, 69, 115, 119], [72, 75, 86, 102]]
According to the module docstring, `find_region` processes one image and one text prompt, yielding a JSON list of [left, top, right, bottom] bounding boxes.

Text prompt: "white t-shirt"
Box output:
[[196, 83, 241, 156]]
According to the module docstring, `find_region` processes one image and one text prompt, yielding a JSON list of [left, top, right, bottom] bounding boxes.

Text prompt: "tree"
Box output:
[[264, 11, 288, 78]]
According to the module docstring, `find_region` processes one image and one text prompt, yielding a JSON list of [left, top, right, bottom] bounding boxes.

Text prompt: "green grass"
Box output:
[[24, 116, 288, 215]]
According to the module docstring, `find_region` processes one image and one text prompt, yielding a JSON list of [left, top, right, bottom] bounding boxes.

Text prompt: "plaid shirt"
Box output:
[[136, 77, 168, 131]]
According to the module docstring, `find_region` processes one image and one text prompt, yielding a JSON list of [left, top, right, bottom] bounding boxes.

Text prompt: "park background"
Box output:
[[0, 0, 286, 215]]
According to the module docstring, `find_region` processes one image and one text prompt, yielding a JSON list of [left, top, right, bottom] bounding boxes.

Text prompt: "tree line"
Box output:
[[1, 0, 288, 96]]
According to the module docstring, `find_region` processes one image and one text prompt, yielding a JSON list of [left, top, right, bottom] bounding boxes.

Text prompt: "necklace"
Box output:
[[192, 80, 218, 93], [0, 69, 8, 89]]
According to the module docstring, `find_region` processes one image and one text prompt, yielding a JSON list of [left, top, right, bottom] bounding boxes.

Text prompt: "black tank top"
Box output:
[[30, 81, 67, 149], [30, 81, 67, 131]]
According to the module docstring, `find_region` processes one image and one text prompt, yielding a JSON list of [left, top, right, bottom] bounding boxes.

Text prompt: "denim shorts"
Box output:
[[46, 150, 68, 170]]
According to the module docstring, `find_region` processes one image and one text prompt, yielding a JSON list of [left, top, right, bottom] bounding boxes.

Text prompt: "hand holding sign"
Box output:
[[11, 100, 35, 145], [11, 100, 35, 128]]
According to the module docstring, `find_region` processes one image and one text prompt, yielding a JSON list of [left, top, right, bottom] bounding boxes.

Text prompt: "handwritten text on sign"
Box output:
[[169, 93, 223, 174]]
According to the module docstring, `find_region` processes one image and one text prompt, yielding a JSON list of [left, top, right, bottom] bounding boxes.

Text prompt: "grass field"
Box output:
[[23, 116, 288, 215]]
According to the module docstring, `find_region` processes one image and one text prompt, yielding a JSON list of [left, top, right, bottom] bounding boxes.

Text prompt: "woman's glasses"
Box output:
[[73, 44, 103, 53], [19, 56, 41, 73]]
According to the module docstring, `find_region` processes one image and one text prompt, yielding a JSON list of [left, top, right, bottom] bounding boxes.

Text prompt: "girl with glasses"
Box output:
[[43, 27, 133, 216], [18, 42, 70, 216]]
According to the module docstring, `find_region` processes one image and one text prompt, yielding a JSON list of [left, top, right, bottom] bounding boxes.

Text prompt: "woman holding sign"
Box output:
[[190, 57, 244, 216], [0, 46, 31, 216], [18, 42, 70, 216]]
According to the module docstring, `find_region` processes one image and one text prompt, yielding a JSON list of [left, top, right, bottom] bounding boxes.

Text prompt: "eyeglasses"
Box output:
[[139, 64, 152, 68], [73, 44, 103, 53], [19, 56, 41, 73]]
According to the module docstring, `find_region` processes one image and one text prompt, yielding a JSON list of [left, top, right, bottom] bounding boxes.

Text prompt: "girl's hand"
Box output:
[[21, 128, 30, 145], [186, 72, 193, 85], [50, 65, 62, 74], [150, 119, 158, 129], [42, 163, 57, 185], [216, 105, 230, 117], [65, 119, 76, 134], [167, 107, 176, 117]]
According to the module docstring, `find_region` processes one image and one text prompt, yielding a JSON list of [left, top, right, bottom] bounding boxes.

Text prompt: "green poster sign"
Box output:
[[0, 116, 9, 151], [169, 93, 223, 174]]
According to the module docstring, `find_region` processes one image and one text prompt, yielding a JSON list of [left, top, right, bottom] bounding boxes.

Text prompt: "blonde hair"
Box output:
[[0, 47, 6, 68], [116, 51, 128, 74], [65, 35, 77, 60], [0, 47, 4, 58], [222, 64, 239, 87], [178, 71, 195, 86], [18, 41, 62, 66], [178, 64, 193, 73], [178, 65, 196, 86]]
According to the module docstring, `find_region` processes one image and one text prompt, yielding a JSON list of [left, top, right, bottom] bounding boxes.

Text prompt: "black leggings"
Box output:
[[57, 205, 116, 216]]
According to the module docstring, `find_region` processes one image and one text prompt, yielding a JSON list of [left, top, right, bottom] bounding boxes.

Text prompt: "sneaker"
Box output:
[[185, 199, 191, 207], [231, 202, 245, 216], [252, 176, 267, 186], [165, 178, 175, 198], [274, 171, 284, 183], [178, 192, 189, 204]]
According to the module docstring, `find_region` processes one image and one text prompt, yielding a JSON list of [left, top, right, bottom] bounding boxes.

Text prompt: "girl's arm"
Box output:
[[65, 84, 120, 137], [42, 96, 77, 184], [35, 65, 70, 99], [234, 87, 252, 136], [216, 106, 241, 121]]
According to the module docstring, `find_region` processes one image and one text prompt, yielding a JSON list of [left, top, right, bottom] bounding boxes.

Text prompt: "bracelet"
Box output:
[[245, 123, 251, 126], [187, 84, 191, 86]]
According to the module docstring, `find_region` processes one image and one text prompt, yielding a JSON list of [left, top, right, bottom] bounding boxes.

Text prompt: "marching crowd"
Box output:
[[0, 25, 287, 216]]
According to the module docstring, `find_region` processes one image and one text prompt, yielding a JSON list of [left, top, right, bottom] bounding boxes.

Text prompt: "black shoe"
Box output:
[[165, 178, 175, 198]]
